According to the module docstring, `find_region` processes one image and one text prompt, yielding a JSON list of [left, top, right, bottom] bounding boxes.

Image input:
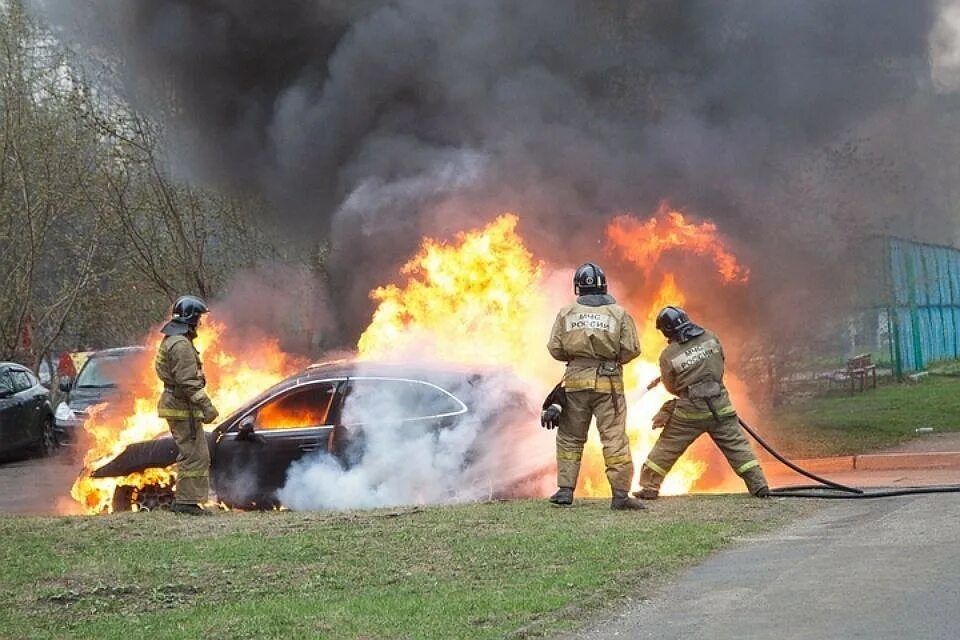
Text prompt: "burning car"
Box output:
[[91, 361, 543, 512]]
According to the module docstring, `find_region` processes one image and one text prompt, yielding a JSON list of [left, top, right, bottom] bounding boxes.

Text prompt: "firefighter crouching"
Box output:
[[156, 295, 220, 515], [635, 306, 769, 500], [543, 262, 646, 511]]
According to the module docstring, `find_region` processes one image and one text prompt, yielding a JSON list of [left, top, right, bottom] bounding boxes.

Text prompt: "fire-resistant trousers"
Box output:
[[556, 389, 634, 493], [166, 418, 211, 505], [639, 413, 767, 495]]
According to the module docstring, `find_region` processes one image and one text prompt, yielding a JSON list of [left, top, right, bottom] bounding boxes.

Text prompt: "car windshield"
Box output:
[[76, 354, 137, 388]]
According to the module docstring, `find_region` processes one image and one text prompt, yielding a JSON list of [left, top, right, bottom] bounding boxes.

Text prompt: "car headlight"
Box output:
[[55, 402, 75, 421]]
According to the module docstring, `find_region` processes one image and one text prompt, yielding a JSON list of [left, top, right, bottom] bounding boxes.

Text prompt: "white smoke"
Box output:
[[277, 366, 554, 511], [931, 0, 960, 92]]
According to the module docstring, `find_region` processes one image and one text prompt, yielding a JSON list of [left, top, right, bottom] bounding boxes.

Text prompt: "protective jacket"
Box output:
[[639, 328, 768, 497], [659, 329, 735, 421], [155, 334, 214, 420], [547, 296, 640, 393]]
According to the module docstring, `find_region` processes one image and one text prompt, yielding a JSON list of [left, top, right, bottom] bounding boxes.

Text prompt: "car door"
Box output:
[[0, 368, 18, 455], [212, 380, 340, 507], [18, 370, 46, 443], [7, 369, 37, 450], [333, 377, 468, 467]]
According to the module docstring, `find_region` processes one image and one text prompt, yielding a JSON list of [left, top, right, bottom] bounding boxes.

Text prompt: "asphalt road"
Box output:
[[0, 454, 84, 515], [575, 493, 960, 640]]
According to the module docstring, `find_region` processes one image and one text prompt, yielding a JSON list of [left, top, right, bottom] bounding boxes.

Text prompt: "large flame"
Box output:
[[70, 206, 749, 513], [358, 209, 748, 498], [607, 203, 749, 283]]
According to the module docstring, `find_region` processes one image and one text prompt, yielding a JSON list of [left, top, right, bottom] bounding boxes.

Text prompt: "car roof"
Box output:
[[87, 346, 147, 359], [0, 362, 30, 372], [292, 360, 489, 385]]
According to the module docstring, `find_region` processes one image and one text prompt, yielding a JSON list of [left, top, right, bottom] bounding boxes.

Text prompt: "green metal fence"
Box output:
[[884, 238, 960, 376]]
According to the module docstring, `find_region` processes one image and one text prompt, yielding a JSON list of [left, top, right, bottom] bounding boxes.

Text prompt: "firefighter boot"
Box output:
[[611, 490, 647, 511], [549, 487, 574, 506], [631, 487, 660, 500], [172, 502, 214, 516]]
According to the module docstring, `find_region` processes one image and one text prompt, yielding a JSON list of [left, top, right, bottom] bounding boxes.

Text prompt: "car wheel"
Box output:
[[36, 418, 57, 458], [112, 483, 176, 513]]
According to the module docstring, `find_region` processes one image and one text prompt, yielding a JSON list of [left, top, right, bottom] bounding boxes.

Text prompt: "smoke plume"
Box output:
[[27, 0, 960, 345], [278, 367, 553, 510]]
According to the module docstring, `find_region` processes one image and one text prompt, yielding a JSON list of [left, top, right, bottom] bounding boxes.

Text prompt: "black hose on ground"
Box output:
[[767, 486, 960, 498], [738, 416, 960, 499], [737, 417, 863, 494], [644, 378, 960, 499]]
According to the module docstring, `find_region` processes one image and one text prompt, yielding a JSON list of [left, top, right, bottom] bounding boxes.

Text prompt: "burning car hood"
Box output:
[[90, 433, 214, 478]]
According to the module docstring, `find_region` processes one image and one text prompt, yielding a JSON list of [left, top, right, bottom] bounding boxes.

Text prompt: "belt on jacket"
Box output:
[[163, 384, 188, 400], [568, 357, 619, 368]]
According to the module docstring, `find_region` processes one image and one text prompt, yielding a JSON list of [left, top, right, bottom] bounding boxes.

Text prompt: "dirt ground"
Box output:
[[882, 431, 960, 453]]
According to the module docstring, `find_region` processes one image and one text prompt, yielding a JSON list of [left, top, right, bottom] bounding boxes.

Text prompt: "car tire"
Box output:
[[36, 417, 57, 458], [112, 483, 176, 513]]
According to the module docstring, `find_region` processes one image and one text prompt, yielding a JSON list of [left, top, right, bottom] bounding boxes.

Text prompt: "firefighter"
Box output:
[[544, 263, 646, 510], [155, 295, 220, 515], [634, 306, 769, 500]]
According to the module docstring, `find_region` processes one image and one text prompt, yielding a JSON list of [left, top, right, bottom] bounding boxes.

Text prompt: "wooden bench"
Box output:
[[816, 353, 878, 395], [845, 353, 878, 393]]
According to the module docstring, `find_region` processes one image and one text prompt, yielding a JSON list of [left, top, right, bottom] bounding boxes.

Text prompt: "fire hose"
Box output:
[[738, 416, 960, 499], [645, 378, 960, 499]]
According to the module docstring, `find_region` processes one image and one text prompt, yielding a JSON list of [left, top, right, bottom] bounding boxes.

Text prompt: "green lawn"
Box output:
[[770, 375, 960, 457], [0, 498, 812, 639]]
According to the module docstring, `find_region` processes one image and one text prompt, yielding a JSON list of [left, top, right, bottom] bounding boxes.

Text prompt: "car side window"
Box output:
[[255, 383, 336, 431], [342, 379, 466, 424], [10, 370, 32, 393], [0, 371, 13, 395]]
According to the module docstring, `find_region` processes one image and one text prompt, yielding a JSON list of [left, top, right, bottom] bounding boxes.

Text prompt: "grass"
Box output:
[[770, 375, 960, 457], [0, 498, 813, 639], [928, 358, 960, 376]]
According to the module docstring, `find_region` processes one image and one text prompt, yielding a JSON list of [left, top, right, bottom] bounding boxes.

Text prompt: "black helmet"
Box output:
[[574, 263, 608, 296], [172, 295, 209, 327], [656, 306, 690, 339]]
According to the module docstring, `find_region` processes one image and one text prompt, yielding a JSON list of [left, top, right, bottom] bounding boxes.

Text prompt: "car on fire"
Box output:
[[92, 361, 545, 512], [0, 362, 55, 459], [55, 346, 149, 447]]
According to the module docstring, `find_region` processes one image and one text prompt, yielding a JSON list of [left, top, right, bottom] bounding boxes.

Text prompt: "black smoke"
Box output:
[[29, 0, 960, 346]]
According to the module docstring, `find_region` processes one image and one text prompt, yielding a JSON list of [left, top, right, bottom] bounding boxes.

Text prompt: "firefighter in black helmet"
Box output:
[[545, 263, 646, 510], [635, 306, 769, 499], [155, 295, 219, 515]]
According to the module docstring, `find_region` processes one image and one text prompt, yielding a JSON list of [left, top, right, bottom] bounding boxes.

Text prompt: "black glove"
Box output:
[[540, 403, 562, 430]]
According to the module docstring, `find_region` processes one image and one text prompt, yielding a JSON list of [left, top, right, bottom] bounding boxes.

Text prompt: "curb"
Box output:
[[782, 451, 960, 473], [855, 452, 960, 471]]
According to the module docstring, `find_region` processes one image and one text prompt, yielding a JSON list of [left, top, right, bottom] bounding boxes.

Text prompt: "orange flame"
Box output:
[[607, 203, 749, 283], [358, 213, 555, 381]]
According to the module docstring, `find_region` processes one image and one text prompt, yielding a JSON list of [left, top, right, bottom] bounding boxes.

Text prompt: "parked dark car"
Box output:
[[55, 346, 148, 447], [0, 362, 55, 459], [92, 361, 542, 512]]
